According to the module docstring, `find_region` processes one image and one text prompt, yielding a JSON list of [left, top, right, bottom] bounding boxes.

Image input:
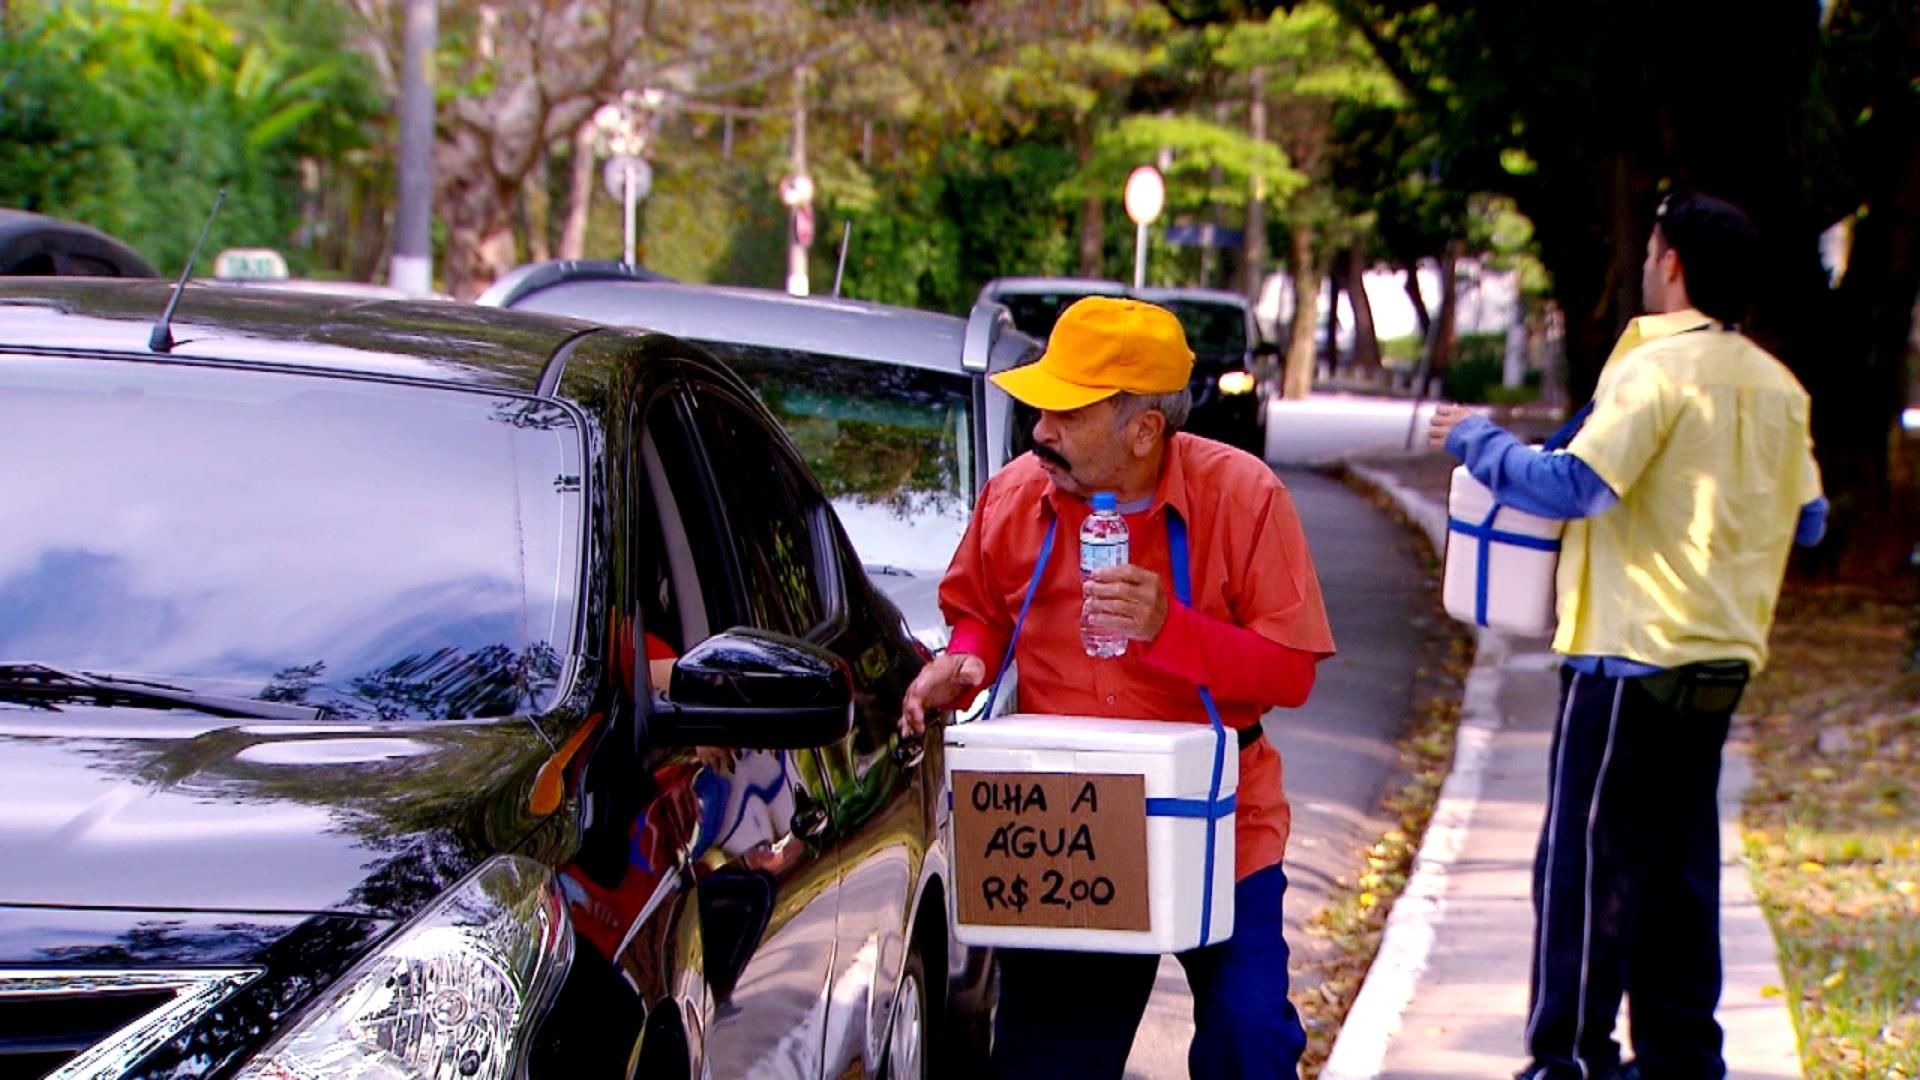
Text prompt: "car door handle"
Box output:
[[790, 804, 831, 839], [892, 733, 924, 769]]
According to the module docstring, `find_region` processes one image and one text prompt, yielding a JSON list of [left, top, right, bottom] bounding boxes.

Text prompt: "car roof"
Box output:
[[0, 210, 157, 278], [195, 278, 454, 302], [0, 277, 607, 392], [1135, 286, 1251, 309], [978, 276, 1129, 298], [481, 272, 1041, 375]]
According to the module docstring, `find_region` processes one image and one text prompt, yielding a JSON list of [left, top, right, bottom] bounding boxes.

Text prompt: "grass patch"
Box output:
[[1742, 586, 1920, 1077]]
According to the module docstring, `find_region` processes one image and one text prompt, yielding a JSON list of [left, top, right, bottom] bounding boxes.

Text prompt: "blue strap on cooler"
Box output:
[[1165, 510, 1231, 947], [979, 518, 1057, 722], [1447, 503, 1562, 627], [978, 507, 1234, 948]]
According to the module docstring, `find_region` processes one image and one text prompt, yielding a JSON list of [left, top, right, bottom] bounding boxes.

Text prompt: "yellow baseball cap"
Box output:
[[991, 296, 1195, 411]]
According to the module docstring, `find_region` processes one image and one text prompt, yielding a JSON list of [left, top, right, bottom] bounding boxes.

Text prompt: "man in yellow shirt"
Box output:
[[1429, 193, 1826, 1080]]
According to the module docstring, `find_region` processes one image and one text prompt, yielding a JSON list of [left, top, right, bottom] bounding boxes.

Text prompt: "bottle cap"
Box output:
[[1091, 491, 1118, 512]]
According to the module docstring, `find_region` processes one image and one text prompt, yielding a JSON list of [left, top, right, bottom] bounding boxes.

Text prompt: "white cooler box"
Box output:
[[1443, 465, 1564, 635], [943, 714, 1237, 954]]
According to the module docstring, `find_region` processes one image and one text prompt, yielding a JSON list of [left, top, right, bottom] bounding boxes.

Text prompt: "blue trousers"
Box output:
[[1524, 668, 1732, 1080], [989, 864, 1306, 1079]]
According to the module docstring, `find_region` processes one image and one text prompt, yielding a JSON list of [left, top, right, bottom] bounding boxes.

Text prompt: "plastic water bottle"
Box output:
[[1080, 491, 1130, 658]]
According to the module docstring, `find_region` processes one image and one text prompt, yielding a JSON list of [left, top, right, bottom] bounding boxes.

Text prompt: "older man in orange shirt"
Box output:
[[900, 296, 1335, 1079]]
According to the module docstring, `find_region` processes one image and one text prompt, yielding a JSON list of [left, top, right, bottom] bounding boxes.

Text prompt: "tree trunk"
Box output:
[[1077, 121, 1103, 278], [1283, 224, 1318, 400], [1347, 247, 1382, 374], [521, 146, 551, 264], [1795, 101, 1920, 577], [1427, 239, 1464, 379], [1402, 258, 1430, 340], [559, 118, 595, 260], [1244, 68, 1267, 301], [1321, 257, 1342, 372], [440, 138, 520, 299]]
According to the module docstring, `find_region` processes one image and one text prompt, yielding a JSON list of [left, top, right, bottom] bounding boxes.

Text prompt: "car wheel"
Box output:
[[883, 944, 930, 1080]]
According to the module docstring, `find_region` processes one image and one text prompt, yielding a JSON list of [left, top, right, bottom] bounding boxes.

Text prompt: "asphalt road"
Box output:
[[1121, 406, 1436, 1077]]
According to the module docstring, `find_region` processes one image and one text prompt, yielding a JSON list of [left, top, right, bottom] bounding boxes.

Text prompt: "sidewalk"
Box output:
[[1324, 452, 1803, 1080]]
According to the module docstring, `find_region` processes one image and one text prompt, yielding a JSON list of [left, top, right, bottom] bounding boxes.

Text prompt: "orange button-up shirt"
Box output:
[[940, 434, 1336, 880]]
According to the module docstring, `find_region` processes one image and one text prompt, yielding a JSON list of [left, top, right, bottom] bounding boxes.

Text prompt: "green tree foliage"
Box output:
[[0, 0, 382, 275], [1210, 0, 1399, 393]]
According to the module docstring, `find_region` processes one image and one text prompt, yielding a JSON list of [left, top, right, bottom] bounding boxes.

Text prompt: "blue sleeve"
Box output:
[[1795, 496, 1828, 547], [1443, 414, 1619, 520]]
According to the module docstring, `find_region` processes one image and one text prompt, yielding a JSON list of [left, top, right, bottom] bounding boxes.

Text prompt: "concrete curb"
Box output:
[[1323, 462, 1508, 1080]]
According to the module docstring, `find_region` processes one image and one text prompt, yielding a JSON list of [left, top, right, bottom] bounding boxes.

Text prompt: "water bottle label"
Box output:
[[1080, 539, 1129, 575]]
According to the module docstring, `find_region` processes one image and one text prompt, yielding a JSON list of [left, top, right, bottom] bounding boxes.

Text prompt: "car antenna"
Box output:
[[831, 220, 852, 299], [148, 188, 226, 354]]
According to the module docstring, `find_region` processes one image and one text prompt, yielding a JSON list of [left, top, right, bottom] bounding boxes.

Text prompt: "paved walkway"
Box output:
[[1325, 457, 1802, 1079]]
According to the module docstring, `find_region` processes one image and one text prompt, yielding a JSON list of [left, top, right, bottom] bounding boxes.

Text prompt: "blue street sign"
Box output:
[[1163, 223, 1245, 249]]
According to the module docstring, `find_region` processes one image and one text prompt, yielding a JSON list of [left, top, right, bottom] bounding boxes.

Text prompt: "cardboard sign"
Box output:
[[952, 770, 1150, 932]]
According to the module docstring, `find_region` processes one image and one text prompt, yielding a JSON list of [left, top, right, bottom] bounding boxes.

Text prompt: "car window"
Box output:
[[996, 292, 1108, 340], [684, 387, 837, 640], [1158, 300, 1249, 359], [693, 342, 975, 578], [0, 357, 584, 721], [601, 391, 712, 698]]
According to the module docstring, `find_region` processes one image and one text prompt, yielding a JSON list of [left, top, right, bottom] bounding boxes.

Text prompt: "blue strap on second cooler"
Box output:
[[1447, 503, 1562, 627], [978, 507, 1233, 948]]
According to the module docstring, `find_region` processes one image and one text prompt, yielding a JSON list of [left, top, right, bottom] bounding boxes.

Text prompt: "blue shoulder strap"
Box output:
[[1543, 399, 1592, 452], [1165, 510, 1230, 946], [980, 518, 1055, 721]]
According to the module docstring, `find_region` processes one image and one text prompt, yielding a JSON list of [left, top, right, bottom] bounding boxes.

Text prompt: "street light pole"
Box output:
[[622, 165, 638, 267], [1134, 220, 1149, 289], [787, 65, 811, 297], [390, 0, 436, 296], [1124, 166, 1165, 289]]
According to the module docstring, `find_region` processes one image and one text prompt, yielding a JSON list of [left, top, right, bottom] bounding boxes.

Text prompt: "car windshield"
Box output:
[[997, 292, 1114, 340], [694, 341, 974, 577], [0, 357, 583, 721], [1158, 299, 1249, 361]]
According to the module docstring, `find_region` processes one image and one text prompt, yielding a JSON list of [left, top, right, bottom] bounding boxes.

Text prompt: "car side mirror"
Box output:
[[1253, 341, 1282, 360], [652, 628, 854, 749]]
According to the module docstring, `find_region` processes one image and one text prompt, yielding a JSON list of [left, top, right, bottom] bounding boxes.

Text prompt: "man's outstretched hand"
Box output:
[[899, 652, 986, 737], [1427, 402, 1471, 449]]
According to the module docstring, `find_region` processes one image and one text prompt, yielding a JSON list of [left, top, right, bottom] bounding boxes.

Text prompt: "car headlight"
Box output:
[[237, 855, 572, 1080], [1217, 370, 1257, 396]]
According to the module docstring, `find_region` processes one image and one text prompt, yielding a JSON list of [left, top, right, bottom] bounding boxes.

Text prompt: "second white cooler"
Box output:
[[1443, 464, 1564, 636]]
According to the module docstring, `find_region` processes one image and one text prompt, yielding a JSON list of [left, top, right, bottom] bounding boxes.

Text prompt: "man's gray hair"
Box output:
[[1112, 388, 1191, 435]]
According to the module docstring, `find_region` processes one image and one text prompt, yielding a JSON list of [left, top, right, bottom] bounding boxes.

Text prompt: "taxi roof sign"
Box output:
[[213, 248, 289, 281]]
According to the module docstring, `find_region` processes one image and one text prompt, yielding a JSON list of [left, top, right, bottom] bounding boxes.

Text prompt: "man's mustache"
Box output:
[[1033, 444, 1072, 472]]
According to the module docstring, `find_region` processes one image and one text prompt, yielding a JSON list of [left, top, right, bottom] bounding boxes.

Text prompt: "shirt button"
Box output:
[[1105, 694, 1116, 705]]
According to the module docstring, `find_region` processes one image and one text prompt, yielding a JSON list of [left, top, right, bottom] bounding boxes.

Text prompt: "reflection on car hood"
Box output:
[[0, 703, 556, 916]]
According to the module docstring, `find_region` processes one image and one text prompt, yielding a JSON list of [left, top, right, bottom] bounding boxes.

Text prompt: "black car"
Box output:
[[0, 280, 958, 1079], [978, 277, 1275, 454], [0, 210, 156, 278]]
